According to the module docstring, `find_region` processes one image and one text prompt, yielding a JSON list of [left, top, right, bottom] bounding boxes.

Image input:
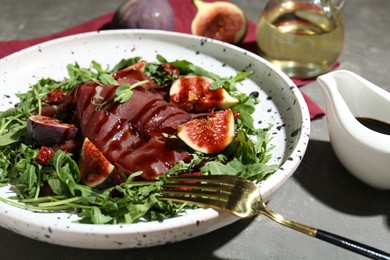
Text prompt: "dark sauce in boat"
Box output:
[[356, 117, 390, 135]]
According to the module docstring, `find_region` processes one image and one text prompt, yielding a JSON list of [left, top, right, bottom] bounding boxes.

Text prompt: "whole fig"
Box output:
[[111, 0, 175, 31]]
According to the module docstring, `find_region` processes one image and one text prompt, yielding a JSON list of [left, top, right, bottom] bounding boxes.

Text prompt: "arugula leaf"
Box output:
[[124, 196, 158, 223], [144, 62, 177, 86], [80, 207, 113, 224], [52, 150, 80, 196], [200, 129, 278, 182], [200, 160, 239, 176], [209, 71, 253, 91], [0, 121, 27, 146], [47, 178, 65, 195], [110, 57, 142, 73], [15, 164, 38, 198], [0, 152, 11, 185], [156, 54, 168, 64], [7, 144, 39, 198], [232, 94, 258, 131], [170, 59, 221, 80]]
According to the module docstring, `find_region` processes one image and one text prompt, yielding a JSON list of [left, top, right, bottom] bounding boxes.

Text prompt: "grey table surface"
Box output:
[[0, 0, 389, 259]]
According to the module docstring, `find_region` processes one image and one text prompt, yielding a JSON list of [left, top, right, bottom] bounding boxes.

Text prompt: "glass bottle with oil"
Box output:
[[256, 0, 344, 79]]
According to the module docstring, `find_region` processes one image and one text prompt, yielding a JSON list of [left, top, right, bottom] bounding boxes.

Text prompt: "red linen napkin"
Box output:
[[0, 0, 324, 120]]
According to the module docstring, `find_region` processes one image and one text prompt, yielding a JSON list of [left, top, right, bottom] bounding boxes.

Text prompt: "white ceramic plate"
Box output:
[[0, 30, 310, 249]]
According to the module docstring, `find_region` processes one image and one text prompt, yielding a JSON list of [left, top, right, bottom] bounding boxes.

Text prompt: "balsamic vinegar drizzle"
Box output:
[[355, 117, 390, 135]]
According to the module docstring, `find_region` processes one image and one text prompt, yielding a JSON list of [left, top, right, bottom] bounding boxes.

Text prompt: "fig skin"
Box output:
[[27, 115, 78, 147], [78, 138, 122, 188], [191, 0, 248, 44], [111, 0, 175, 31], [177, 109, 235, 154], [169, 75, 239, 113], [94, 170, 123, 190]]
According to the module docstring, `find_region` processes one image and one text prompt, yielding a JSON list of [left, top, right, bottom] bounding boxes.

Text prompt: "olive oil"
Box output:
[[256, 2, 344, 78]]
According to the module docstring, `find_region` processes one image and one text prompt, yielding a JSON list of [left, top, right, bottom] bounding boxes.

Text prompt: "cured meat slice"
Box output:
[[114, 137, 190, 180], [77, 82, 116, 130]]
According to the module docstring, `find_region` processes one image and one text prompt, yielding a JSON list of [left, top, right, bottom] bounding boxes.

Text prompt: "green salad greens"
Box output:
[[0, 55, 278, 224]]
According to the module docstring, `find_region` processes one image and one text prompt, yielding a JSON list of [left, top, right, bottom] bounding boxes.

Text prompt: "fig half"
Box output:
[[27, 115, 78, 147], [191, 0, 248, 44], [169, 75, 239, 112], [78, 138, 121, 188], [177, 109, 235, 154]]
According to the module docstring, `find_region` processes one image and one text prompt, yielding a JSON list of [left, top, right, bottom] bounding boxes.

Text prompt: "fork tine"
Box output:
[[158, 193, 229, 210], [160, 175, 240, 210], [165, 175, 239, 184], [163, 182, 233, 192], [161, 187, 230, 201], [162, 175, 257, 202]]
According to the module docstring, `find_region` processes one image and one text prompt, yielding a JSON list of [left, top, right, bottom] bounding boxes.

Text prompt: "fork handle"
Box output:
[[315, 229, 390, 260]]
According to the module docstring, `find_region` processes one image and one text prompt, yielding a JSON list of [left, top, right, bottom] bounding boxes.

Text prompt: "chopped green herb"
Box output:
[[114, 80, 149, 103]]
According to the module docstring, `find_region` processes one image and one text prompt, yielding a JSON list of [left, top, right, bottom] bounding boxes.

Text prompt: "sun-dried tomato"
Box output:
[[35, 146, 55, 165], [42, 89, 67, 104]]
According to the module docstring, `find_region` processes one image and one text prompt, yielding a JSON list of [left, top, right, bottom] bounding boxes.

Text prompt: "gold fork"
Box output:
[[159, 175, 390, 260]]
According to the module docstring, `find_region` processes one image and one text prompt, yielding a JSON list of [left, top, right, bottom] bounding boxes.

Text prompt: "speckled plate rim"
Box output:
[[0, 29, 310, 249]]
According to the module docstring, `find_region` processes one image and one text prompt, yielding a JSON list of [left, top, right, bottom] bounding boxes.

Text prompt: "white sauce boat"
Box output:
[[317, 70, 390, 189]]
